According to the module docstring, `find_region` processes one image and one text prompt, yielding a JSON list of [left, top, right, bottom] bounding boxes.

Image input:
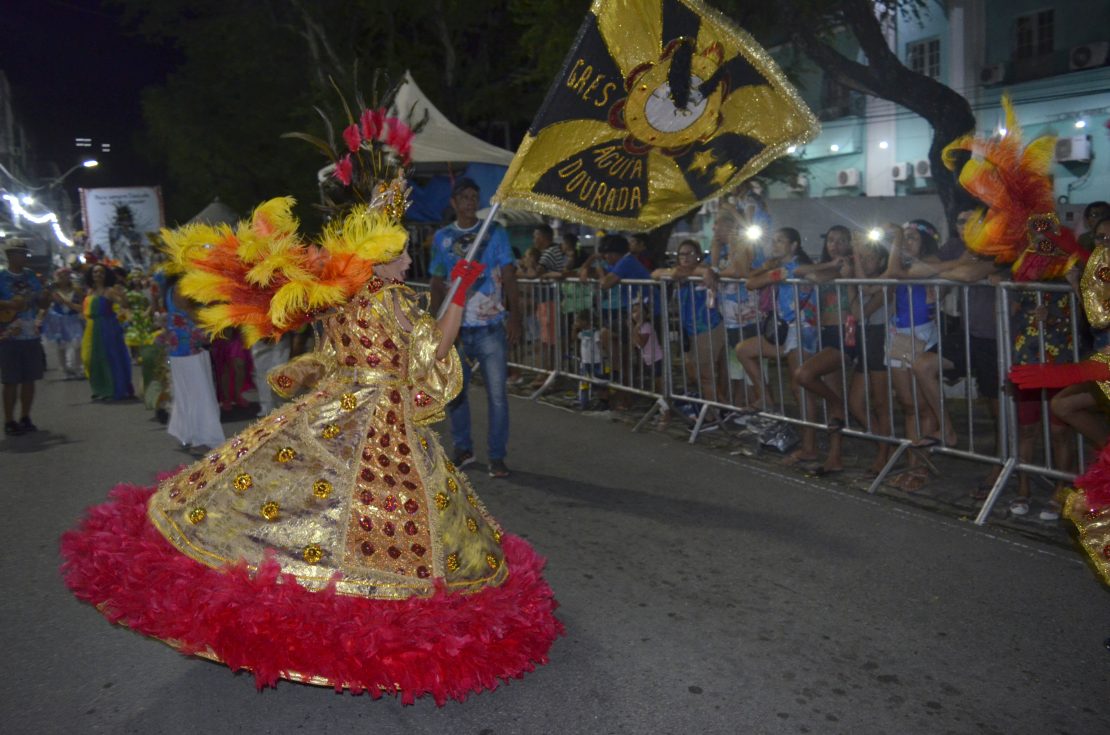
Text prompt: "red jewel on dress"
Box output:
[[414, 391, 432, 407], [391, 354, 401, 367], [416, 565, 430, 578], [387, 546, 401, 559], [360, 468, 375, 482], [398, 443, 411, 455], [389, 389, 401, 404], [378, 454, 390, 467], [383, 338, 397, 351], [341, 335, 351, 346], [359, 515, 373, 531], [386, 411, 397, 425], [362, 447, 374, 461], [360, 541, 375, 556], [383, 521, 396, 536], [215, 463, 226, 473], [345, 355, 357, 366], [383, 475, 397, 487], [411, 543, 426, 557], [398, 462, 411, 475], [403, 498, 418, 514], [359, 490, 374, 505], [366, 426, 376, 439], [402, 480, 417, 490], [404, 520, 418, 535], [379, 434, 390, 447], [357, 318, 369, 329], [383, 496, 398, 512], [275, 375, 293, 390], [359, 336, 373, 348], [237, 447, 249, 458], [366, 354, 381, 367]]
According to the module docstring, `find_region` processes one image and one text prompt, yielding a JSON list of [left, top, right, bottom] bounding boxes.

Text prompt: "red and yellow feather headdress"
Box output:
[[943, 94, 1084, 281], [159, 80, 419, 346]]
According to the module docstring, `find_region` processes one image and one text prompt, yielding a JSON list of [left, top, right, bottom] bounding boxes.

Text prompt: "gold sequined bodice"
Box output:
[[147, 279, 506, 600], [324, 277, 410, 377]]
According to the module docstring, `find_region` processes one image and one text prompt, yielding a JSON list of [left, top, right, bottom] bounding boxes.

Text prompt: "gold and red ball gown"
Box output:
[[61, 277, 562, 704]]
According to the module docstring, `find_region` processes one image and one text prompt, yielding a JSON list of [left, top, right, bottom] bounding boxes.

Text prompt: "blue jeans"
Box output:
[[449, 323, 509, 460]]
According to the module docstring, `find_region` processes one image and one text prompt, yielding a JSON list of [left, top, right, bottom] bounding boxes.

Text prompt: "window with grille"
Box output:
[[1015, 10, 1054, 59], [907, 38, 941, 79]]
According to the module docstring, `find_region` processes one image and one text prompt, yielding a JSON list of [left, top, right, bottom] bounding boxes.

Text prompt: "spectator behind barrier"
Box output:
[[1049, 214, 1110, 474], [880, 219, 942, 491], [908, 210, 1005, 497], [652, 239, 724, 421], [1078, 201, 1109, 253], [578, 234, 652, 410], [793, 225, 856, 475], [734, 227, 819, 465], [711, 199, 767, 411]]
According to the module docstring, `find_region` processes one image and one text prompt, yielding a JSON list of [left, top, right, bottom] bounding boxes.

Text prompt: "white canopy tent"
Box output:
[[391, 71, 515, 167], [188, 198, 239, 226]]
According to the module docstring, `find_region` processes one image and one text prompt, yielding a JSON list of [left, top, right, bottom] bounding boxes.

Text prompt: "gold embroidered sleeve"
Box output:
[[408, 313, 462, 424], [1081, 245, 1110, 330], [267, 345, 334, 399]]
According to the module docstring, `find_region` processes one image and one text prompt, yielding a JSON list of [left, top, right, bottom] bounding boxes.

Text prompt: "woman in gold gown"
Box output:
[[61, 191, 562, 705]]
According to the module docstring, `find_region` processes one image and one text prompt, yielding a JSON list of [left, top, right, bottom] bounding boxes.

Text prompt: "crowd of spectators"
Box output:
[[505, 195, 1110, 521]]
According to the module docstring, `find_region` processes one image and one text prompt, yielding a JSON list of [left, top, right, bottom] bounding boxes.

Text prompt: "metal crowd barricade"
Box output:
[[500, 273, 1088, 528]]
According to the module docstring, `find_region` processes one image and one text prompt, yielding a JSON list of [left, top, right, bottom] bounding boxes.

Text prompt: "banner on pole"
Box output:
[[79, 186, 165, 269], [493, 0, 819, 231]]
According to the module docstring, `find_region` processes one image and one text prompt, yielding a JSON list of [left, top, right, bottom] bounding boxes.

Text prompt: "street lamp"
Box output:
[[47, 159, 98, 190]]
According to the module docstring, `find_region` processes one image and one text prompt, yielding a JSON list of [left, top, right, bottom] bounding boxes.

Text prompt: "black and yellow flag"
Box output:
[[493, 0, 820, 231]]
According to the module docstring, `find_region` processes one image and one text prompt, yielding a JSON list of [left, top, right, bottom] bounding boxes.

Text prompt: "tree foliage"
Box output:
[[116, 0, 975, 229]]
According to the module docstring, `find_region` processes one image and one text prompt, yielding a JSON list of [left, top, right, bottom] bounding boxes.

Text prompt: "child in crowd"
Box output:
[[573, 310, 606, 409], [629, 300, 668, 426]]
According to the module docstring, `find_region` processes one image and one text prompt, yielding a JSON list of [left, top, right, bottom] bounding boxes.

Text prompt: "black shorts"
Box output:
[[726, 323, 760, 349], [819, 324, 862, 362], [853, 324, 887, 374], [929, 332, 1000, 397], [0, 339, 45, 385]]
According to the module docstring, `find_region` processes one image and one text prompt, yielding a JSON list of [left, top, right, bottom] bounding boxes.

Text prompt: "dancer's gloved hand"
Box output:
[[449, 259, 486, 306]]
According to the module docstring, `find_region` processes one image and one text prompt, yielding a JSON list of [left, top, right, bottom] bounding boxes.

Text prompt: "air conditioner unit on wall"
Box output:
[[836, 168, 861, 187], [979, 63, 1007, 85], [915, 159, 932, 178], [891, 162, 913, 181], [1056, 135, 1092, 163], [1070, 41, 1110, 71]]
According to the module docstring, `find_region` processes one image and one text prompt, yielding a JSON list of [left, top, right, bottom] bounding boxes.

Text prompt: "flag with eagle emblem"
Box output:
[[493, 0, 820, 231]]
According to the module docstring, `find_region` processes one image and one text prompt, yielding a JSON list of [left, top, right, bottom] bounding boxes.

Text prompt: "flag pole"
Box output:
[[436, 202, 502, 319]]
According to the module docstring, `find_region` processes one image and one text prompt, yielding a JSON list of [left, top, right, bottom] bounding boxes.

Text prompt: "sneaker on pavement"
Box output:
[[1009, 498, 1030, 516], [4, 420, 23, 436], [488, 459, 510, 478], [1038, 501, 1061, 521], [452, 449, 476, 469], [17, 416, 37, 433]]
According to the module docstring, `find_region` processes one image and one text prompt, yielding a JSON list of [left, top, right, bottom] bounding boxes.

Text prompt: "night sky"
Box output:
[[1, 0, 174, 194]]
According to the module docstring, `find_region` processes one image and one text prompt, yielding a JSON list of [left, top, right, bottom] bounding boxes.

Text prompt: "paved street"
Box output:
[[2, 360, 1108, 735]]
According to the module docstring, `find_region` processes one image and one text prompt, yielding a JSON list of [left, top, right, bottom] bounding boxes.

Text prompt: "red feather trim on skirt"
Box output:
[[60, 482, 563, 705]]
